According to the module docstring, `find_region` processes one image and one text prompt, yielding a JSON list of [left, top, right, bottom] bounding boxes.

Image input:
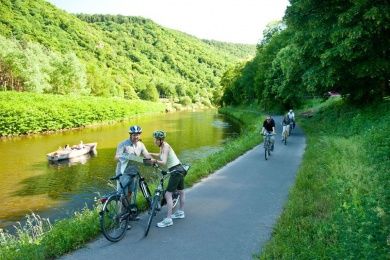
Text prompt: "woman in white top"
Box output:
[[150, 130, 186, 228]]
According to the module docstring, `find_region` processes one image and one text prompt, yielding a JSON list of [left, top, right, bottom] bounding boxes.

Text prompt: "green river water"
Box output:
[[0, 110, 239, 229]]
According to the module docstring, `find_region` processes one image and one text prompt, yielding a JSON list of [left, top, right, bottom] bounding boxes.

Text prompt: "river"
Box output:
[[0, 110, 239, 229]]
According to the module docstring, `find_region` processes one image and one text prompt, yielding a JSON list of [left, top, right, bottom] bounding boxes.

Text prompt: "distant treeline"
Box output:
[[220, 1, 390, 109], [0, 0, 255, 105]]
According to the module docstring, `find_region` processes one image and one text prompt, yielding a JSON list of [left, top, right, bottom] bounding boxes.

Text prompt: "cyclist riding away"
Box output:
[[149, 130, 187, 228], [262, 115, 276, 151], [115, 125, 152, 227], [287, 109, 295, 129]]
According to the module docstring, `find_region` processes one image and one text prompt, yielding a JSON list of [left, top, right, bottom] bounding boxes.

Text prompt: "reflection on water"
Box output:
[[0, 110, 239, 229], [212, 119, 231, 129]]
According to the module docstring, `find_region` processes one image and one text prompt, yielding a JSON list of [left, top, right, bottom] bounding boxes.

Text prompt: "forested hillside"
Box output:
[[220, 1, 389, 109], [0, 0, 255, 105]]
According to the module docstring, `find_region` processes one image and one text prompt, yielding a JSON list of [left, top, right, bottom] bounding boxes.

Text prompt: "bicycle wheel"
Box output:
[[265, 146, 269, 160], [145, 195, 159, 237], [283, 132, 287, 145], [100, 195, 128, 242]]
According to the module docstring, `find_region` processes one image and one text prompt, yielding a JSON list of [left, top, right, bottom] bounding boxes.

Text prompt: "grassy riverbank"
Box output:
[[0, 91, 167, 136], [259, 98, 390, 258], [0, 106, 263, 259]]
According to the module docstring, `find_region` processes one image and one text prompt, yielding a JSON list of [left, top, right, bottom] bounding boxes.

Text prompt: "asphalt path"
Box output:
[[62, 119, 306, 260]]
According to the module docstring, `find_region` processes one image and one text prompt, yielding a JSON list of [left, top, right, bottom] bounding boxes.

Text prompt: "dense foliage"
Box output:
[[259, 99, 390, 258], [220, 1, 390, 109], [0, 0, 255, 105], [0, 92, 165, 136]]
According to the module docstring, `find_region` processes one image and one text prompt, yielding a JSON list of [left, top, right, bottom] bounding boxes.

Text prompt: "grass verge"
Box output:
[[0, 91, 166, 136], [0, 106, 263, 259], [258, 98, 389, 259]]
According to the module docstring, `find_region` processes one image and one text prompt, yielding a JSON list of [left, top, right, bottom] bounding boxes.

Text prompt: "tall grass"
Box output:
[[259, 99, 390, 259], [0, 106, 264, 259]]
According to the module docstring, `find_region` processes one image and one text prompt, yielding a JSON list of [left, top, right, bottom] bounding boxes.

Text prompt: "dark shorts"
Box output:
[[166, 173, 184, 192], [166, 164, 186, 192]]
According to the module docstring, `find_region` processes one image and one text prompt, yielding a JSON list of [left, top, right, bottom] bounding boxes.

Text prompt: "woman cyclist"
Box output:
[[149, 130, 186, 228]]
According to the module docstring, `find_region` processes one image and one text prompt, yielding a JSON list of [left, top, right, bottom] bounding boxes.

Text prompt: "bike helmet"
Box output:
[[153, 130, 166, 140], [129, 125, 142, 134]]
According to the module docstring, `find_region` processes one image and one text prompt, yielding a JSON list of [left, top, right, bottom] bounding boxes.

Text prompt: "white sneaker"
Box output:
[[157, 218, 173, 228], [171, 210, 185, 219]]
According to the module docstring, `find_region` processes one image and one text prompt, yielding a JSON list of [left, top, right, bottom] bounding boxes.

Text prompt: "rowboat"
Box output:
[[47, 142, 97, 161], [48, 152, 97, 167]]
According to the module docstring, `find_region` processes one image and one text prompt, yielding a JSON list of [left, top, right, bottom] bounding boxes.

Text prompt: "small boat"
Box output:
[[48, 152, 97, 167], [47, 142, 97, 161]]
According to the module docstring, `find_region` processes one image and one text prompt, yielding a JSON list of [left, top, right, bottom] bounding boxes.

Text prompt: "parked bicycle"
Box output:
[[99, 157, 185, 241], [99, 169, 152, 242], [144, 160, 190, 237], [263, 132, 274, 160]]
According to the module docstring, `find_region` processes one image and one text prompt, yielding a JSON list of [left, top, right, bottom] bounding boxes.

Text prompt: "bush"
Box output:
[[178, 96, 192, 105]]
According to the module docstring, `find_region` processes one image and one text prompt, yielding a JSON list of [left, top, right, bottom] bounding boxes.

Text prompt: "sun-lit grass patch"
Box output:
[[258, 100, 389, 259], [0, 91, 166, 136]]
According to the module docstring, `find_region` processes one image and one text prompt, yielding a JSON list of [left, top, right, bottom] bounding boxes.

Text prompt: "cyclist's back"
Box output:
[[287, 109, 295, 121]]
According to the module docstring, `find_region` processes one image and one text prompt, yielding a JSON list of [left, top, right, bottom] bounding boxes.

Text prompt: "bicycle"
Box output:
[[99, 157, 185, 241], [263, 132, 274, 160], [99, 170, 152, 242], [144, 161, 190, 237]]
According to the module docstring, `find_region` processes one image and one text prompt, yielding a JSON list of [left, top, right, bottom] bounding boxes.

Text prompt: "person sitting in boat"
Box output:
[[64, 144, 72, 151], [72, 141, 84, 150], [78, 141, 84, 149]]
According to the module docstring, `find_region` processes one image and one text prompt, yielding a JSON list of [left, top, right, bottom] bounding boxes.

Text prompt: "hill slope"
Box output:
[[0, 0, 255, 104]]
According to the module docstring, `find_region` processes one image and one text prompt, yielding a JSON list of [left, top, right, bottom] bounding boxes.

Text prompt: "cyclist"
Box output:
[[281, 113, 291, 141], [287, 109, 295, 129], [115, 125, 152, 225], [261, 115, 276, 151], [149, 130, 186, 228]]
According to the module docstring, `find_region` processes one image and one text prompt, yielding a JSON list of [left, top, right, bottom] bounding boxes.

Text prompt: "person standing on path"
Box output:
[[115, 125, 152, 215], [149, 130, 187, 228]]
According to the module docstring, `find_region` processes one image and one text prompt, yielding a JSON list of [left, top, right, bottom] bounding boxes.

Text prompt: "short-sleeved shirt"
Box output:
[[115, 139, 147, 158], [263, 118, 275, 132], [288, 112, 295, 120], [115, 139, 148, 176]]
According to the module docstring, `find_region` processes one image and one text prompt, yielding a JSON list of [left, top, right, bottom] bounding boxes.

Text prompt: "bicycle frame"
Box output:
[[144, 163, 189, 237], [100, 173, 139, 215], [263, 132, 273, 160]]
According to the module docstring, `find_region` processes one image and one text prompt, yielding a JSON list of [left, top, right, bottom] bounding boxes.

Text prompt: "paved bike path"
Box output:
[[62, 122, 306, 260]]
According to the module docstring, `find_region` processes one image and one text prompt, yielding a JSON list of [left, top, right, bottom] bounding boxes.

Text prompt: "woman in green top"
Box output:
[[150, 130, 186, 228]]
